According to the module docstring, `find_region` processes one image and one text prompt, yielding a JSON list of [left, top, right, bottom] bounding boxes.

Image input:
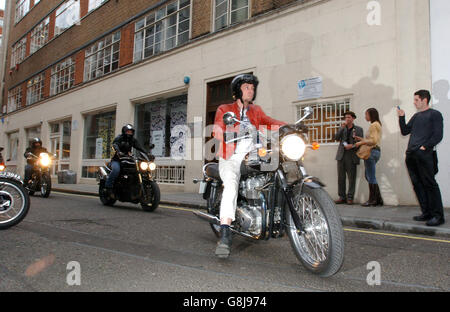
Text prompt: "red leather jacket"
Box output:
[[213, 102, 286, 160]]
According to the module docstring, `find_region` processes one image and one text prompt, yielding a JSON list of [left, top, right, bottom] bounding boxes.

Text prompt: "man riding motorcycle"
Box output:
[[105, 124, 154, 197], [212, 74, 286, 258], [24, 138, 49, 187]]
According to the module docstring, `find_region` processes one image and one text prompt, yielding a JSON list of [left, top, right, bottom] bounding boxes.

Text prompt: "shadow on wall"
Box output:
[[432, 79, 450, 207], [270, 31, 409, 206]]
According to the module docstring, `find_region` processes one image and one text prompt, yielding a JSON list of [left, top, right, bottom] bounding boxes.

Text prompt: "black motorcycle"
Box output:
[[97, 150, 160, 212], [0, 148, 31, 230], [193, 107, 345, 277], [26, 152, 54, 198]]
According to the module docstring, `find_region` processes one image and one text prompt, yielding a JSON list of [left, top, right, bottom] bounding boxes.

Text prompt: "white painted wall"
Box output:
[[430, 0, 450, 207]]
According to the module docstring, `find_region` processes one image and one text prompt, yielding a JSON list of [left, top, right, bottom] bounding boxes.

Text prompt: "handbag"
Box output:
[[356, 144, 373, 160]]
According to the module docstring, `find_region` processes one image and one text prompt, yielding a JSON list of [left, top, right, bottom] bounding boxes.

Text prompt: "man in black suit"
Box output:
[[335, 111, 364, 205]]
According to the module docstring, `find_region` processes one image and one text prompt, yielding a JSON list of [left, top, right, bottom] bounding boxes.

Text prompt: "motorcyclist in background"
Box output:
[[105, 124, 154, 197], [24, 138, 49, 187]]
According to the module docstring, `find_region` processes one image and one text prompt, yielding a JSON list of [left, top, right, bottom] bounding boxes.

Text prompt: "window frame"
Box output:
[[133, 0, 191, 63], [7, 86, 23, 113], [84, 31, 121, 82], [295, 97, 352, 145], [30, 17, 50, 54], [26, 73, 46, 106], [55, 0, 81, 37], [15, 0, 30, 24], [50, 57, 75, 96], [11, 37, 27, 69], [213, 0, 250, 32]]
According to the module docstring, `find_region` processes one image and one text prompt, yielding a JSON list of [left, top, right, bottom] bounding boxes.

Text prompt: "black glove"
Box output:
[[148, 154, 155, 162]]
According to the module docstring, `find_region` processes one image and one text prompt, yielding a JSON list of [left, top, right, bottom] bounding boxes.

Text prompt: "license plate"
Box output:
[[198, 181, 207, 194]]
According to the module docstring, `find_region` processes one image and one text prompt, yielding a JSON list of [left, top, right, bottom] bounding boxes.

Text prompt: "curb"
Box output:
[[53, 188, 450, 239]]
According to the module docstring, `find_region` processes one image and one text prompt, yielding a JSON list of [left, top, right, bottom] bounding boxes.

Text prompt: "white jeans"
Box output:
[[218, 138, 253, 222]]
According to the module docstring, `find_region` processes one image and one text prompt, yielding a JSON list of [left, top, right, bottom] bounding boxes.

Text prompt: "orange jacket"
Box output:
[[213, 102, 286, 160]]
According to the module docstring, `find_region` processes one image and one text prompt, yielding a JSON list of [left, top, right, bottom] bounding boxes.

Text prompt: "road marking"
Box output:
[[52, 192, 450, 244]]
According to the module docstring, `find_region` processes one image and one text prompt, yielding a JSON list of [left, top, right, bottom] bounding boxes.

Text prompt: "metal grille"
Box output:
[[154, 166, 185, 184], [296, 99, 350, 144]]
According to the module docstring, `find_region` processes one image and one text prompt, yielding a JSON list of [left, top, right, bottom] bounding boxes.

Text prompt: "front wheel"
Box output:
[[99, 182, 116, 206], [40, 174, 52, 198], [141, 181, 160, 212], [0, 178, 31, 230], [285, 186, 344, 277]]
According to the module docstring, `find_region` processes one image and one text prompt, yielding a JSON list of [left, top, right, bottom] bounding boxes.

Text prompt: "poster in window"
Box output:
[[95, 138, 103, 159], [151, 130, 164, 157], [169, 98, 187, 159]]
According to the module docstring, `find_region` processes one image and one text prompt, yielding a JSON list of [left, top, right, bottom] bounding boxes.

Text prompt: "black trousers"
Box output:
[[405, 150, 444, 219], [337, 151, 357, 200]]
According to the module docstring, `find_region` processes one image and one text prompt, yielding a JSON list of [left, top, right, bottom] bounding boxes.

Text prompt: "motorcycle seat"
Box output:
[[204, 163, 221, 180]]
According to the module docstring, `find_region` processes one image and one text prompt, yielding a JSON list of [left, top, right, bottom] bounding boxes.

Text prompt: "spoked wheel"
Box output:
[[285, 186, 344, 277], [0, 178, 30, 230], [40, 174, 51, 198], [141, 181, 160, 212]]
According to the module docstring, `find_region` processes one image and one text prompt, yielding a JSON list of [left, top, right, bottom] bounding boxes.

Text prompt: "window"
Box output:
[[55, 0, 80, 36], [296, 98, 351, 144], [7, 86, 22, 113], [26, 126, 41, 147], [50, 120, 71, 176], [30, 17, 50, 54], [84, 32, 121, 82], [8, 132, 20, 162], [214, 0, 249, 31], [135, 95, 187, 158], [51, 57, 75, 96], [15, 0, 30, 23], [11, 37, 27, 68], [82, 111, 116, 178], [134, 0, 190, 62], [26, 73, 45, 106], [88, 0, 107, 12]]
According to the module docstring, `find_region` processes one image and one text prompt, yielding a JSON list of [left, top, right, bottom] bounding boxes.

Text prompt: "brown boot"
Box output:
[[362, 184, 377, 207], [374, 184, 383, 206]]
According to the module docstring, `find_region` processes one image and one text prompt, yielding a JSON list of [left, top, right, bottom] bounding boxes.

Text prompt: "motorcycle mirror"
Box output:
[[295, 106, 314, 125], [223, 112, 239, 126], [6, 159, 11, 162], [149, 144, 155, 150]]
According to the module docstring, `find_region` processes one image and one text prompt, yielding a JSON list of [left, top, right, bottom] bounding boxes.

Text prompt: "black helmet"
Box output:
[[122, 124, 135, 138], [31, 138, 42, 148], [231, 74, 259, 102]]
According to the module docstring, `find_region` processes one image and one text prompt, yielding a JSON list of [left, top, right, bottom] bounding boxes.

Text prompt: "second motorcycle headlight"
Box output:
[[280, 134, 306, 161], [140, 162, 149, 171], [39, 153, 51, 167]]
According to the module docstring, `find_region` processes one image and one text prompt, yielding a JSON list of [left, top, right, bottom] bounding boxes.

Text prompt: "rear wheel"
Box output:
[[285, 186, 344, 277], [141, 181, 160, 212], [208, 186, 222, 238], [0, 178, 30, 230]]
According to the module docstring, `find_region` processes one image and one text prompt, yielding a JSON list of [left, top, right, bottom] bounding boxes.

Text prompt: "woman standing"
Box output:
[[355, 108, 383, 206]]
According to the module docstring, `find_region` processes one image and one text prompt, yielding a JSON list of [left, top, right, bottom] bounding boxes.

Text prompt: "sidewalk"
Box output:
[[52, 183, 450, 239]]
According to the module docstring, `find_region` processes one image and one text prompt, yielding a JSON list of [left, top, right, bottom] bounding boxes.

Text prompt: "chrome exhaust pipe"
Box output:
[[193, 210, 220, 225], [98, 167, 108, 180]]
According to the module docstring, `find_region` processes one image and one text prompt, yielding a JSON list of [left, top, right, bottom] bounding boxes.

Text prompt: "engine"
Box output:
[[236, 175, 270, 236]]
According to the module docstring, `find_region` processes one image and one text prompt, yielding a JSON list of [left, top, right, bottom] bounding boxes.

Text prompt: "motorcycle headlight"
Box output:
[[149, 162, 156, 171], [0, 164, 5, 171], [140, 162, 149, 171], [39, 153, 51, 167], [280, 134, 306, 161]]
